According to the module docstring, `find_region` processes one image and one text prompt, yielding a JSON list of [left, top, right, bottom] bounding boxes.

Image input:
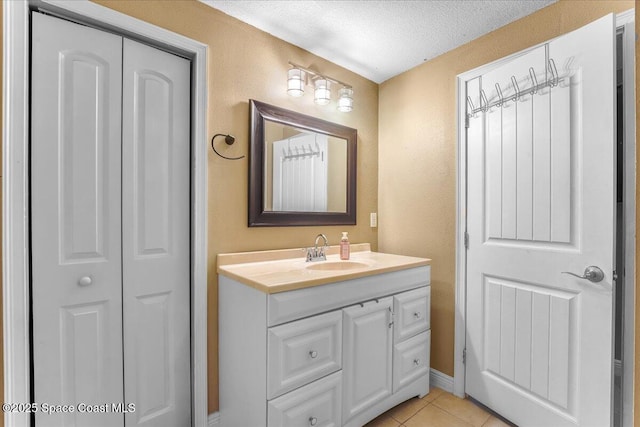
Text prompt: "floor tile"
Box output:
[[422, 386, 445, 403], [404, 404, 474, 427], [387, 397, 429, 423], [363, 413, 401, 427], [431, 392, 492, 427], [482, 415, 512, 427]]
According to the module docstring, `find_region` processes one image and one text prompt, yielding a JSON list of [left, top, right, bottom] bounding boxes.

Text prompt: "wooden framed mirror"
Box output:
[[249, 100, 357, 226]]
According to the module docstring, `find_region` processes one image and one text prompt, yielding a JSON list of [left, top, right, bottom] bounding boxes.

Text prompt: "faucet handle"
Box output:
[[318, 246, 327, 261]]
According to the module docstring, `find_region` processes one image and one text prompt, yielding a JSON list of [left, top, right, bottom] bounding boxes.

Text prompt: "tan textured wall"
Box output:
[[378, 0, 633, 378]]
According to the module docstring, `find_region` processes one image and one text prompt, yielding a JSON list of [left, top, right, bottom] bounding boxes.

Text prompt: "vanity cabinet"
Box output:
[[219, 262, 431, 427]]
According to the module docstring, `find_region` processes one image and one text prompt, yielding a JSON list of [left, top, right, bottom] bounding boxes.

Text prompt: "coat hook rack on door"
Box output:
[[466, 57, 562, 118], [211, 133, 244, 160]]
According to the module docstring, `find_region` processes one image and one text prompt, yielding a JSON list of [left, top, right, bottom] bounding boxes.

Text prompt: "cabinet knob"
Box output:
[[78, 276, 93, 286], [414, 312, 421, 319], [309, 350, 318, 359], [414, 358, 421, 366], [309, 416, 318, 426]]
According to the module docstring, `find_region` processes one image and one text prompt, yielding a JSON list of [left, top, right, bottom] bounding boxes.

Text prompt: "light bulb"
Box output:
[[314, 78, 331, 105], [337, 87, 353, 112], [287, 68, 305, 97]]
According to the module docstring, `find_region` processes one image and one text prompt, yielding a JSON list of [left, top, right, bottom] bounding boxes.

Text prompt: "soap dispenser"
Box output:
[[340, 232, 350, 260]]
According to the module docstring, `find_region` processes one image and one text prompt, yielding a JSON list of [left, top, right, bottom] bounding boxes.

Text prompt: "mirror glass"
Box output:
[[249, 100, 357, 227], [263, 120, 348, 213]]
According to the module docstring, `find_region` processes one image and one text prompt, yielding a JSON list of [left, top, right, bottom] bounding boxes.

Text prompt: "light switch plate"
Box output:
[[370, 212, 377, 228]]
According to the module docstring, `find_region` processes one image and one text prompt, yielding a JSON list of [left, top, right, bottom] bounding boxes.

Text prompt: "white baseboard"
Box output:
[[208, 411, 220, 427], [430, 368, 454, 393]]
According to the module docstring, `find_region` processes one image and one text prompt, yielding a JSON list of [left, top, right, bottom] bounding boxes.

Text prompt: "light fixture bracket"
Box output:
[[288, 61, 352, 90]]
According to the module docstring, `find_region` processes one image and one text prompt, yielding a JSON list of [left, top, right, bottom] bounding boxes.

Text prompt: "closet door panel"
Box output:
[[31, 13, 125, 427], [122, 38, 191, 427]]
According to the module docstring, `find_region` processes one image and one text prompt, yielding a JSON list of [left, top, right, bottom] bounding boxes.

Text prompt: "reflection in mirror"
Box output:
[[263, 120, 347, 213], [249, 100, 357, 227]]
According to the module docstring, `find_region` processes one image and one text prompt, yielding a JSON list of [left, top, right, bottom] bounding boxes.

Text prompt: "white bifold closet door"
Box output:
[[31, 12, 191, 427]]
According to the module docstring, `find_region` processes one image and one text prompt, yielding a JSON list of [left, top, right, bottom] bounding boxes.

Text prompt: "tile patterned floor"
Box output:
[[364, 387, 512, 427]]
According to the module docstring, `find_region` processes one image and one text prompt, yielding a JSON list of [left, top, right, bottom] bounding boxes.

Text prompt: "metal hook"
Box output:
[[480, 90, 489, 112], [548, 58, 559, 87], [211, 133, 244, 160], [529, 67, 539, 94], [466, 96, 476, 117], [495, 83, 504, 107], [510, 76, 521, 102]]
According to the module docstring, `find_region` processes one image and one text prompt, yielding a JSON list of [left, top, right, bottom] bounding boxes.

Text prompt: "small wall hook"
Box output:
[[211, 133, 244, 160]]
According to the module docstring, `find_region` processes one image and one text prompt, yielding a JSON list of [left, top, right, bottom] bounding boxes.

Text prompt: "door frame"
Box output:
[[3, 1, 209, 426], [453, 8, 635, 421]]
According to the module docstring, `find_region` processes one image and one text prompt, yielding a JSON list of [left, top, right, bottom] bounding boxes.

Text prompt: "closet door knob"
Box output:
[[309, 416, 318, 426], [414, 312, 422, 319], [309, 350, 318, 359], [78, 276, 93, 286]]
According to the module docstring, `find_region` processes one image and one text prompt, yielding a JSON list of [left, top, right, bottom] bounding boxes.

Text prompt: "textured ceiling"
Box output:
[[200, 0, 557, 83]]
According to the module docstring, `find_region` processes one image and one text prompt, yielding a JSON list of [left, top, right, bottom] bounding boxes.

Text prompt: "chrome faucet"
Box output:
[[306, 234, 328, 262]]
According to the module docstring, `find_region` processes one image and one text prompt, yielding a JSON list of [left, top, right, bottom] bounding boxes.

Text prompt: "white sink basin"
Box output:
[[305, 261, 370, 271]]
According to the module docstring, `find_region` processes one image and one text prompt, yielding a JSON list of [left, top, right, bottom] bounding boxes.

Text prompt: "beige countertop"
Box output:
[[217, 243, 431, 294]]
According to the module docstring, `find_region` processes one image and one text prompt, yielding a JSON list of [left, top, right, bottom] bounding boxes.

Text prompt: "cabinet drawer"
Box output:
[[394, 286, 430, 342], [268, 310, 342, 399], [393, 330, 430, 392], [268, 371, 342, 427]]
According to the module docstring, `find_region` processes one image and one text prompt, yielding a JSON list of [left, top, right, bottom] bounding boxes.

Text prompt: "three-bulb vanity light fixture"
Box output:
[[287, 62, 354, 112]]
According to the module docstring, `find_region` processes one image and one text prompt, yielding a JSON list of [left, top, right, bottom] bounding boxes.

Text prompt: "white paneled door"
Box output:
[[465, 14, 615, 427], [121, 39, 191, 426], [31, 13, 191, 427], [32, 13, 125, 427], [273, 133, 328, 212]]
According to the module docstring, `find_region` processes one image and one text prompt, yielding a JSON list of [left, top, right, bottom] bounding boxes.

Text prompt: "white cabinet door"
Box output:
[[342, 297, 393, 422], [31, 12, 125, 427], [121, 38, 191, 427]]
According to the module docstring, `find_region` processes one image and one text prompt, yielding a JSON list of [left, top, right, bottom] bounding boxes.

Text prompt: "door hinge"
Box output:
[[388, 307, 395, 329], [462, 348, 467, 364], [465, 115, 470, 129], [464, 231, 469, 249]]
